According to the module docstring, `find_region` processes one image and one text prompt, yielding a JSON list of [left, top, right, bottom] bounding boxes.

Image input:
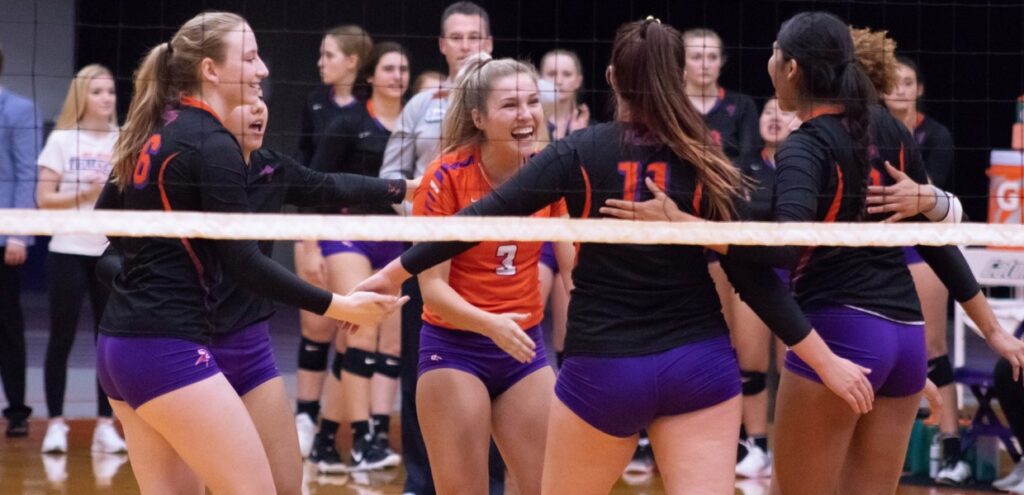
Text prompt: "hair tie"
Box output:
[[165, 41, 174, 57], [644, 15, 661, 24]]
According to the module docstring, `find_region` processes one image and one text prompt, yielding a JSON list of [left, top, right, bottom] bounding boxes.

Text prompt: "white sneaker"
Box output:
[[735, 440, 772, 478], [91, 421, 127, 453], [296, 413, 317, 458], [935, 459, 972, 485], [41, 421, 69, 454], [995, 460, 1024, 490], [1008, 476, 1024, 494], [624, 436, 655, 475]]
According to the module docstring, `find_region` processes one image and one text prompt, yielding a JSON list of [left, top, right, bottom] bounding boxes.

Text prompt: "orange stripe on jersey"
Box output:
[[180, 95, 224, 126], [413, 146, 557, 331], [898, 143, 905, 172], [692, 182, 703, 217], [157, 152, 209, 293], [579, 165, 592, 219], [794, 163, 844, 281]]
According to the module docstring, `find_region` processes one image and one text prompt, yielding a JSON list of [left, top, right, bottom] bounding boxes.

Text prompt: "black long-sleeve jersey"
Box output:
[[296, 87, 359, 166], [912, 113, 955, 191], [400, 122, 814, 357], [703, 88, 762, 164], [310, 101, 395, 215], [97, 145, 406, 336], [730, 107, 979, 322], [97, 100, 334, 342]]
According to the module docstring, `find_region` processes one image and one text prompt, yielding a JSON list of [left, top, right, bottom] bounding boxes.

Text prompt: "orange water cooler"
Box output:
[[989, 150, 1024, 225]]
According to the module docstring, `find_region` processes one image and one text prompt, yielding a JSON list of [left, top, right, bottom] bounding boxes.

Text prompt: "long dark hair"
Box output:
[[610, 18, 741, 220], [777, 12, 877, 206], [354, 41, 407, 101]]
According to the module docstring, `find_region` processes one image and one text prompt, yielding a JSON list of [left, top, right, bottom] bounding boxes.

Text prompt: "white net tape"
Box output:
[[3, 209, 1019, 247]]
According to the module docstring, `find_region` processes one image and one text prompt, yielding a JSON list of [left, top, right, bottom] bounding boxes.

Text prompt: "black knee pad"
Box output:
[[297, 337, 330, 372], [331, 350, 346, 379], [341, 348, 376, 379], [928, 355, 955, 388], [375, 352, 401, 379], [741, 370, 767, 396]]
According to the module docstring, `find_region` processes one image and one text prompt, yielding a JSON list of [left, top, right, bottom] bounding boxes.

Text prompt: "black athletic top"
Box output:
[[703, 88, 762, 164], [737, 149, 777, 221], [310, 101, 395, 215], [730, 107, 979, 322], [912, 113, 955, 190], [297, 86, 359, 166], [97, 98, 333, 342], [399, 122, 813, 356], [97, 146, 406, 335]]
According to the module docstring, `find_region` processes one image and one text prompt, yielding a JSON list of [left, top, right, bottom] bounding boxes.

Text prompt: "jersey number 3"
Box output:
[[495, 245, 517, 276]]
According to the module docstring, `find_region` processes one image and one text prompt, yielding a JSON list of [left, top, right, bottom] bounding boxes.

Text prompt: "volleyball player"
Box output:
[[356, 18, 875, 494], [605, 13, 1024, 493], [405, 52, 570, 495], [293, 24, 375, 457], [35, 64, 126, 454], [883, 56, 967, 484], [95, 13, 404, 492], [308, 41, 410, 473], [378, 3, 496, 493]]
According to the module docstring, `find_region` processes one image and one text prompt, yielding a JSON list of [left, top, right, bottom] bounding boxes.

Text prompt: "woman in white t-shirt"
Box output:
[[35, 64, 126, 455]]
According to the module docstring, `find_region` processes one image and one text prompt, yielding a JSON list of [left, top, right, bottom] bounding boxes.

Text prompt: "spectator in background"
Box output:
[[411, 70, 444, 96], [0, 43, 41, 438]]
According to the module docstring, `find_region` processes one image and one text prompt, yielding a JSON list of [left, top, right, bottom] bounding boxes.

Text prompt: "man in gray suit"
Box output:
[[0, 44, 40, 437]]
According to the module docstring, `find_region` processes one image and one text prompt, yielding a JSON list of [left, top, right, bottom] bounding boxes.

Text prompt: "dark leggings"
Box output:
[[44, 252, 112, 418], [994, 358, 1024, 446], [0, 246, 29, 421]]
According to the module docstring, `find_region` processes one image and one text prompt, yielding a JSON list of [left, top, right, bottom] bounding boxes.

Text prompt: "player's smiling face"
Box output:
[[370, 51, 410, 100], [474, 73, 544, 158], [208, 22, 269, 108]]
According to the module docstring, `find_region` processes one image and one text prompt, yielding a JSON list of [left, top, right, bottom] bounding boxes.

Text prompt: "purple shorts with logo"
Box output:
[[97, 334, 221, 409], [319, 240, 405, 270], [210, 321, 281, 396], [555, 335, 741, 438], [785, 306, 926, 397], [539, 242, 558, 274], [418, 322, 549, 398]]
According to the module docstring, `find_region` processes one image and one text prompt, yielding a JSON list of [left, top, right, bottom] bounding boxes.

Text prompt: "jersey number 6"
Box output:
[[132, 134, 162, 189]]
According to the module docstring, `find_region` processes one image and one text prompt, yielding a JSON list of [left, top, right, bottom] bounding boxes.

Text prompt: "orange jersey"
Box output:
[[412, 145, 566, 330]]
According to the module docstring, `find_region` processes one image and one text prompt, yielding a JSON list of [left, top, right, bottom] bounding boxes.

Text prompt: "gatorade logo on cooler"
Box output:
[[989, 150, 1024, 224]]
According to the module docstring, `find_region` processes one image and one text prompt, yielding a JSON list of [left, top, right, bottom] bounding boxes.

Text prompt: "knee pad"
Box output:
[[331, 350, 346, 379], [741, 370, 767, 396], [375, 352, 401, 379], [341, 348, 376, 379], [297, 337, 330, 372], [928, 355, 955, 388]]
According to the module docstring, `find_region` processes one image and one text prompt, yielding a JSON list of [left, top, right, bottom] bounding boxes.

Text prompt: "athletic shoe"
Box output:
[[296, 413, 317, 458], [309, 436, 347, 474], [347, 434, 396, 471], [995, 459, 1024, 490], [41, 421, 70, 453], [91, 421, 127, 453], [935, 459, 972, 485], [6, 416, 29, 438], [735, 439, 772, 478], [370, 431, 401, 469], [1007, 476, 1024, 494], [624, 436, 655, 475]]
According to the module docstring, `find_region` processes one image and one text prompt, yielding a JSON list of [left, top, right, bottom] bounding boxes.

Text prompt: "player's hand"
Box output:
[[326, 291, 408, 329], [484, 312, 535, 363], [601, 177, 693, 222], [865, 161, 936, 223], [404, 178, 421, 202], [817, 355, 875, 414], [987, 330, 1024, 381], [4, 241, 27, 266]]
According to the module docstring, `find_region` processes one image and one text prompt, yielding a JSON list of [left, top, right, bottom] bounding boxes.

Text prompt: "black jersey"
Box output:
[[400, 122, 813, 357], [912, 114, 955, 190], [297, 86, 359, 166], [702, 88, 761, 164], [731, 107, 979, 322], [736, 149, 777, 221], [98, 99, 333, 342], [310, 101, 395, 214]]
